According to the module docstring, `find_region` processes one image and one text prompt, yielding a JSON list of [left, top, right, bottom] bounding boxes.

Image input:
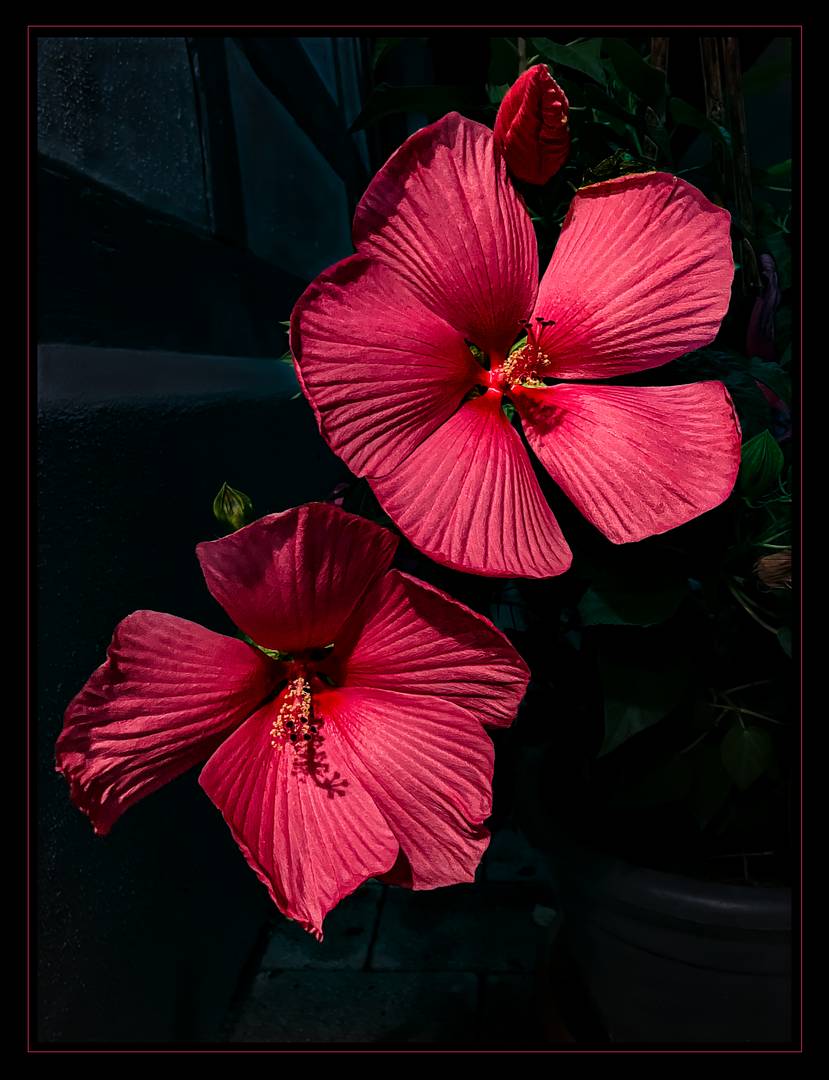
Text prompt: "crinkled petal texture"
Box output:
[[199, 696, 399, 940], [200, 563, 529, 933], [290, 254, 480, 479], [197, 504, 398, 654], [56, 612, 276, 836], [352, 112, 538, 356], [368, 392, 572, 577], [494, 64, 570, 185], [335, 569, 530, 727], [315, 687, 495, 891], [532, 172, 734, 379], [515, 382, 741, 544]]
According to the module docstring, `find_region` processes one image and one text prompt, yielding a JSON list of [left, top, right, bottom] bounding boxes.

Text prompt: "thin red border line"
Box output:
[[27, 26, 803, 1053], [26, 21, 32, 1056], [25, 1049, 804, 1054], [26, 24, 804, 28], [798, 22, 804, 1055]]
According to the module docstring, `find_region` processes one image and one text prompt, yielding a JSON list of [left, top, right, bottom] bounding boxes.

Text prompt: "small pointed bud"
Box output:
[[493, 63, 570, 185], [212, 482, 254, 533]]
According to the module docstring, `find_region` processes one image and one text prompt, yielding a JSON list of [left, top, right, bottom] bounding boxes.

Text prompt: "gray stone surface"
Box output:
[[37, 37, 208, 229], [371, 883, 548, 973], [484, 826, 552, 883], [261, 882, 383, 972], [231, 971, 479, 1044], [479, 973, 546, 1045], [225, 40, 352, 281]]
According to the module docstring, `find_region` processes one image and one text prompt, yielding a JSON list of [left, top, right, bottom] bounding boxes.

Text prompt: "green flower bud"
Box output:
[[212, 482, 254, 533]]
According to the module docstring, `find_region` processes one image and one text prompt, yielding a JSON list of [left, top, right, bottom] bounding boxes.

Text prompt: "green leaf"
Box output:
[[720, 724, 773, 790], [767, 158, 792, 178], [669, 97, 732, 148], [742, 41, 791, 95], [613, 752, 696, 807], [489, 581, 530, 632], [762, 230, 791, 290], [600, 659, 688, 756], [775, 304, 792, 355], [579, 579, 687, 627], [749, 357, 791, 406], [488, 37, 518, 84], [752, 158, 791, 190], [530, 37, 607, 84], [604, 38, 666, 110], [777, 626, 792, 657], [371, 37, 426, 70], [739, 429, 784, 499], [350, 84, 481, 131], [580, 82, 637, 123], [688, 744, 733, 827], [488, 83, 510, 105], [581, 148, 654, 185]]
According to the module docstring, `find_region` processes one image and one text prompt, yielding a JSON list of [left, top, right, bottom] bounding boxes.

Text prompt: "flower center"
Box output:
[[502, 318, 556, 385], [270, 672, 321, 753]]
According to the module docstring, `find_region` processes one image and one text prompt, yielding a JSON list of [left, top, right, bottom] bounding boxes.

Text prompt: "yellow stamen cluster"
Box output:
[[502, 344, 554, 384], [270, 675, 317, 752]]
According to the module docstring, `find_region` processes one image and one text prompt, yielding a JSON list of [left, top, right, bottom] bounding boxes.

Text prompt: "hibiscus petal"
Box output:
[[197, 504, 398, 654], [353, 112, 538, 357], [368, 392, 571, 578], [336, 569, 529, 727], [515, 382, 741, 544], [532, 172, 733, 379], [316, 686, 495, 889], [199, 697, 399, 939], [290, 253, 481, 478], [56, 611, 277, 836]]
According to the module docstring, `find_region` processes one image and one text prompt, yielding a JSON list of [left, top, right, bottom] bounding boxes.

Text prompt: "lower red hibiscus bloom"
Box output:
[[56, 504, 529, 938], [291, 113, 741, 578]]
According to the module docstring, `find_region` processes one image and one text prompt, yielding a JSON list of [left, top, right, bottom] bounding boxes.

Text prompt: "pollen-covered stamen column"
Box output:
[[501, 317, 556, 385], [270, 672, 319, 752]]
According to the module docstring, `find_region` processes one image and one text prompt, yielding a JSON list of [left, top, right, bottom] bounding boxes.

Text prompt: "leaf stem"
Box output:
[[716, 703, 782, 725], [722, 680, 772, 695], [727, 581, 779, 633]]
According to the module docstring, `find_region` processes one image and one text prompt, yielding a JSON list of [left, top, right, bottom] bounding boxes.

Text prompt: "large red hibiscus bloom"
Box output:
[[291, 113, 741, 578], [56, 503, 528, 938]]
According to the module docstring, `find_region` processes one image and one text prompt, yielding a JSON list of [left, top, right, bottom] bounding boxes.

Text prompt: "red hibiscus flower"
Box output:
[[291, 113, 741, 579], [494, 63, 571, 184], [56, 504, 528, 938]]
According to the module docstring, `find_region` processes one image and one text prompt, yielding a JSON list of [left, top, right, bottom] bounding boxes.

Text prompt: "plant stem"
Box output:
[[517, 37, 527, 74], [727, 581, 779, 634], [722, 680, 772, 695], [716, 703, 782, 725]]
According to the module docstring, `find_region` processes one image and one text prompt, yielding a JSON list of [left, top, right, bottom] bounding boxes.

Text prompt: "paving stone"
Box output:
[[478, 973, 547, 1046], [260, 882, 383, 971], [231, 971, 479, 1044], [484, 827, 552, 883], [370, 883, 549, 973]]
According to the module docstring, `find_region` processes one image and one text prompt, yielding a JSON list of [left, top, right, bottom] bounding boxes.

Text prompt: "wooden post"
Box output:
[[649, 37, 669, 73], [723, 37, 760, 292], [700, 36, 760, 295]]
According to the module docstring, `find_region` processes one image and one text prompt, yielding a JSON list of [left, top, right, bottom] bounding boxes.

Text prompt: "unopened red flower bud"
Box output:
[[494, 64, 570, 185]]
